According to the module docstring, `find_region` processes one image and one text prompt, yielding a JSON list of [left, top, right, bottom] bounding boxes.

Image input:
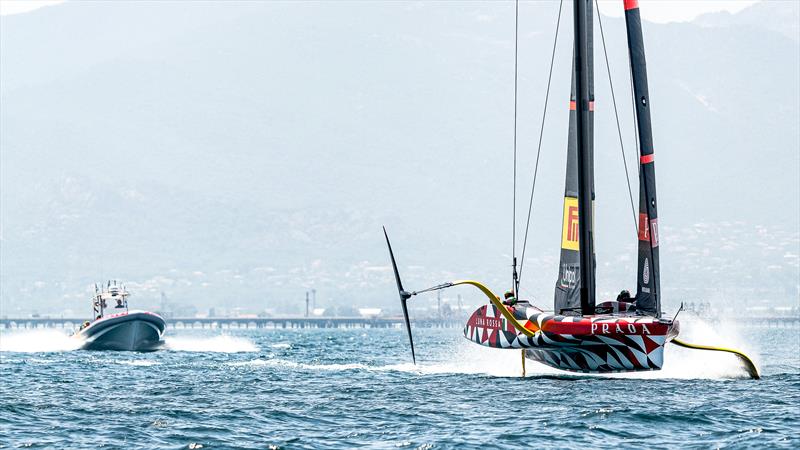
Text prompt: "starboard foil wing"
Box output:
[[672, 338, 760, 380]]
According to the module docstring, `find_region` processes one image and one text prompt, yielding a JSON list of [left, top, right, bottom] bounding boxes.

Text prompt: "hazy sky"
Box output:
[[0, 0, 761, 23], [1, 0, 795, 314], [0, 0, 63, 16]]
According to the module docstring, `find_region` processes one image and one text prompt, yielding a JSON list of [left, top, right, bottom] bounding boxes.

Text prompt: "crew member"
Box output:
[[616, 290, 633, 303], [502, 290, 518, 306]]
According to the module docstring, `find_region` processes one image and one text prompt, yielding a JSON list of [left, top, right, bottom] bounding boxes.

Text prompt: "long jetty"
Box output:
[[0, 316, 463, 330], [1, 315, 798, 330]]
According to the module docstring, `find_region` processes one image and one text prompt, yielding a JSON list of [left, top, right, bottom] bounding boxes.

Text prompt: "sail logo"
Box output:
[[561, 197, 580, 251], [567, 207, 579, 241], [559, 264, 579, 288], [638, 213, 649, 241], [643, 258, 650, 284], [639, 214, 660, 247], [650, 218, 659, 247]]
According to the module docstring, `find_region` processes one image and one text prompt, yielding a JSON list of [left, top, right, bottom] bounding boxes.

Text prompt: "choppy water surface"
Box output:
[[1, 319, 798, 449]]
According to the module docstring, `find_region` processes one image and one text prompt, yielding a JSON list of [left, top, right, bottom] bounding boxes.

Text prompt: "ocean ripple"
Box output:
[[1, 326, 798, 448]]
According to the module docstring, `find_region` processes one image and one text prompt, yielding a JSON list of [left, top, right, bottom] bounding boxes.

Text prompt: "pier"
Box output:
[[0, 316, 463, 330], [1, 316, 798, 330]]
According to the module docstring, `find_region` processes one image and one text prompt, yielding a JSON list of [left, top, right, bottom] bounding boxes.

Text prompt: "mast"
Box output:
[[554, 0, 595, 315], [573, 0, 595, 315], [624, 0, 660, 317]]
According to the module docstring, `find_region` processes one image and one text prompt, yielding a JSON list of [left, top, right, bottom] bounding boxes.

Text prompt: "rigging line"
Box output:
[[595, 0, 637, 233], [410, 283, 454, 296], [512, 0, 520, 289], [517, 0, 564, 290]]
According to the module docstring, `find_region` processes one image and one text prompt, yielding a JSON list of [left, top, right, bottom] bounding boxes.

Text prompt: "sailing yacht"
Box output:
[[384, 0, 758, 378]]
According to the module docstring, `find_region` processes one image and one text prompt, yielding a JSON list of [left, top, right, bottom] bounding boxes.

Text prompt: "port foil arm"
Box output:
[[450, 280, 535, 337]]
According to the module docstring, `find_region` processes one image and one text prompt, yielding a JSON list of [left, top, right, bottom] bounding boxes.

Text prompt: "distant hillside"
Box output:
[[696, 1, 799, 42], [1, 1, 798, 315]]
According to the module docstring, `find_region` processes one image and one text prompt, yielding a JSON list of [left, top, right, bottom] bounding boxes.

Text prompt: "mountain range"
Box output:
[[1, 1, 797, 316]]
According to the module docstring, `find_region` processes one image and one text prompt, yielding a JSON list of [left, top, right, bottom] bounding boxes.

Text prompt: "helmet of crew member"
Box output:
[[504, 290, 514, 299], [617, 289, 632, 303]]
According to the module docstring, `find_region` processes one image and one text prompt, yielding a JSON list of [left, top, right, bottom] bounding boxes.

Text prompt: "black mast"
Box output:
[[573, 0, 595, 315], [624, 0, 660, 317]]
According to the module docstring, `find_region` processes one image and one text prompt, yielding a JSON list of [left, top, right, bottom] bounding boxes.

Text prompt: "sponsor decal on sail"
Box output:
[[638, 213, 649, 241], [643, 257, 650, 284], [639, 213, 660, 247], [561, 197, 579, 251], [558, 263, 579, 288], [650, 218, 659, 247]]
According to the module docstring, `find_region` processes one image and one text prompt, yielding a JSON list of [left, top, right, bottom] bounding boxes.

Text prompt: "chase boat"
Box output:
[[73, 281, 166, 351]]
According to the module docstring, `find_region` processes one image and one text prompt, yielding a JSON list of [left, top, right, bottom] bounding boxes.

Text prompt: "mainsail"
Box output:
[[624, 0, 660, 316], [554, 0, 594, 315]]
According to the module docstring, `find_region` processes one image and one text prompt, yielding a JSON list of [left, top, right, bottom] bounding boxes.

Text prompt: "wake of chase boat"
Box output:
[[73, 281, 166, 351]]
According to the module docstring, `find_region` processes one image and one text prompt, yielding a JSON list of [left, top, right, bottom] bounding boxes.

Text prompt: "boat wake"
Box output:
[[404, 341, 558, 378], [652, 315, 760, 380], [387, 317, 757, 379], [0, 330, 257, 354], [411, 316, 758, 380], [228, 317, 757, 379], [163, 335, 258, 353], [228, 359, 373, 371], [0, 329, 83, 353], [113, 359, 161, 367]]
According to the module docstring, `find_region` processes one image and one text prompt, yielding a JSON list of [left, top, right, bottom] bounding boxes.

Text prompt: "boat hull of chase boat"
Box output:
[[465, 304, 679, 373], [75, 311, 166, 351]]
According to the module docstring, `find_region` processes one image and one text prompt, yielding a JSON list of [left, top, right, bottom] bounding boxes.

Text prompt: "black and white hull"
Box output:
[[75, 311, 166, 351]]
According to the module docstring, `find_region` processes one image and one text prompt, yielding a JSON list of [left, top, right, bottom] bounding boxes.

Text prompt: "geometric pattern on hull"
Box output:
[[464, 304, 678, 373]]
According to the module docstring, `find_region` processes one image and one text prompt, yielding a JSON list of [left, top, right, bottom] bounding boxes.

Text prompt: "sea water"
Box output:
[[1, 318, 798, 449]]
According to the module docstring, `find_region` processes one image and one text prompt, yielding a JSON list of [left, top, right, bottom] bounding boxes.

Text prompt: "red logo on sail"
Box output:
[[638, 213, 649, 241], [638, 214, 659, 247], [561, 197, 580, 251], [567, 206, 579, 242]]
